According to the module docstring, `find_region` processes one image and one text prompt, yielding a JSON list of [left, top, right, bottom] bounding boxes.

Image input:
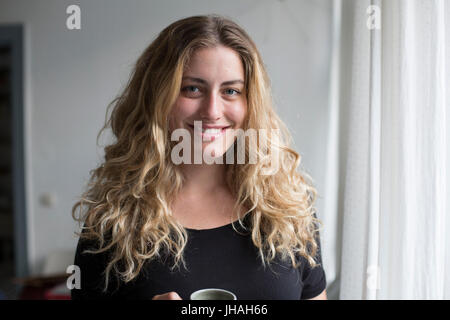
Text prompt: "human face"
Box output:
[[169, 45, 247, 161]]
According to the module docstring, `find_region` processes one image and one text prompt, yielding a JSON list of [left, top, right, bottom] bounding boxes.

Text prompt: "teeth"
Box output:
[[202, 128, 222, 133]]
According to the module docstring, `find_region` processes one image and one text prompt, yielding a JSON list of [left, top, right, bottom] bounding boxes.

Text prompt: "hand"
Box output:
[[152, 291, 183, 300]]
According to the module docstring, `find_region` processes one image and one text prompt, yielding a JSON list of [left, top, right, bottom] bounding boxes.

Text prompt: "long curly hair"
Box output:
[[72, 14, 322, 292]]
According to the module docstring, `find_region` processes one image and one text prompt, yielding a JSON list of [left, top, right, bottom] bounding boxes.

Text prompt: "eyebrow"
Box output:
[[182, 76, 244, 86]]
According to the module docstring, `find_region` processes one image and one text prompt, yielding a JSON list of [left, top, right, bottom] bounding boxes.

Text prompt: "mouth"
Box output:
[[187, 124, 231, 141]]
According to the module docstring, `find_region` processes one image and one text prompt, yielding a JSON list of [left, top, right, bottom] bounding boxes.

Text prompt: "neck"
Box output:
[[179, 163, 228, 195]]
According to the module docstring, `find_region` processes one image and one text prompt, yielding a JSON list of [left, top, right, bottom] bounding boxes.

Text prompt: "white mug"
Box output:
[[190, 288, 237, 300]]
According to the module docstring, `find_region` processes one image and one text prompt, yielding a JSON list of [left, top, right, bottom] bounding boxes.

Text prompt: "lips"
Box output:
[[187, 124, 231, 130]]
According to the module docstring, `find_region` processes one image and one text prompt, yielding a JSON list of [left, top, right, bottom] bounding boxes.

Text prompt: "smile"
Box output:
[[187, 124, 230, 141]]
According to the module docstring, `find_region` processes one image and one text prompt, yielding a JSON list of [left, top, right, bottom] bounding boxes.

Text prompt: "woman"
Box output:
[[71, 14, 327, 300]]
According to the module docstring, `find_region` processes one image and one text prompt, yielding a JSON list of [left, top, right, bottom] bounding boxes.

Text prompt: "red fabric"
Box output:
[[19, 282, 71, 300]]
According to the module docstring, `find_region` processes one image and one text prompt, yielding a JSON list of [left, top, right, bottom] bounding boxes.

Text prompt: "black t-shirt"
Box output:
[[71, 216, 326, 300]]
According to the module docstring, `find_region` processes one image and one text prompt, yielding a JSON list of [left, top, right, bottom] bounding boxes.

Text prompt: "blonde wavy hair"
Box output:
[[72, 14, 322, 292]]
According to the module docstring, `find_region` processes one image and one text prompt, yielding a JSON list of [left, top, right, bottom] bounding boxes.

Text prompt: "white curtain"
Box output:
[[323, 0, 449, 299]]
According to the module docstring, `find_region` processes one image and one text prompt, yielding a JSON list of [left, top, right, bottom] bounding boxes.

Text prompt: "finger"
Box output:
[[167, 291, 182, 300], [152, 292, 182, 300]]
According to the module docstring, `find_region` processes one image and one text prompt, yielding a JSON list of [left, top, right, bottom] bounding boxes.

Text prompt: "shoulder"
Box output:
[[72, 231, 123, 299]]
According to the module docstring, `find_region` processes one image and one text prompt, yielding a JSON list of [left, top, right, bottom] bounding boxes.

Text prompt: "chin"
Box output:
[[202, 146, 227, 160]]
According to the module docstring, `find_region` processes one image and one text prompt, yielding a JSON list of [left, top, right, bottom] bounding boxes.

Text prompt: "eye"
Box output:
[[224, 88, 240, 96], [181, 85, 202, 98], [182, 86, 200, 93]]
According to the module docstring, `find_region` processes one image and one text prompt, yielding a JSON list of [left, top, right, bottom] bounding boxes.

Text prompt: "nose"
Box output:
[[199, 91, 223, 121]]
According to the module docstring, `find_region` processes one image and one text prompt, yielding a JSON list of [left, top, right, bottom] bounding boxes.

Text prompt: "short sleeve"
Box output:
[[300, 230, 327, 300]]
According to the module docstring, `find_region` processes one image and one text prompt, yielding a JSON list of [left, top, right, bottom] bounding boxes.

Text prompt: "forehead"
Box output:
[[183, 46, 244, 81]]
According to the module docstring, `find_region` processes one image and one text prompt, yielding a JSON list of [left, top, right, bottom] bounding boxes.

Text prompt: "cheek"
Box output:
[[228, 101, 247, 126], [169, 98, 199, 127]]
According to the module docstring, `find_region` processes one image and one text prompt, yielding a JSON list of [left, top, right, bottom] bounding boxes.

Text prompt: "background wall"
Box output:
[[0, 0, 333, 283]]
